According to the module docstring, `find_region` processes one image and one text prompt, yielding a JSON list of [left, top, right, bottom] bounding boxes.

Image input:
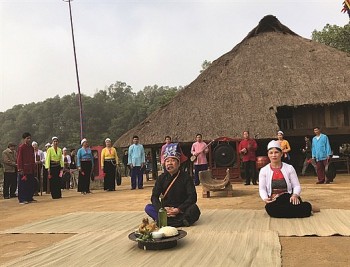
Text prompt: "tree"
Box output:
[[312, 23, 350, 53], [200, 60, 212, 73]]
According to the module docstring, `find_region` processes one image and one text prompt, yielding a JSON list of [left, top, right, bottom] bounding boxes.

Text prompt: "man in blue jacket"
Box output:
[[128, 135, 145, 190], [312, 127, 332, 184]]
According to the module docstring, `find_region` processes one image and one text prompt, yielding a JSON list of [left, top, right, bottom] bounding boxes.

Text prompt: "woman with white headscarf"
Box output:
[[259, 140, 319, 218], [77, 138, 94, 194], [101, 138, 119, 191]]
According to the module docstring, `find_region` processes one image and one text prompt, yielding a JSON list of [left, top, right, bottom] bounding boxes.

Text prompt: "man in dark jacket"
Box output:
[[2, 142, 17, 199], [145, 143, 200, 227]]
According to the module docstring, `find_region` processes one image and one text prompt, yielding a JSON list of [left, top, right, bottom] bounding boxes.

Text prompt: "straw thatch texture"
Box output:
[[116, 15, 350, 147]]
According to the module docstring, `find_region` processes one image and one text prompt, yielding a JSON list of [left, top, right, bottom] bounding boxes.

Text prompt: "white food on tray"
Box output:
[[158, 226, 179, 237]]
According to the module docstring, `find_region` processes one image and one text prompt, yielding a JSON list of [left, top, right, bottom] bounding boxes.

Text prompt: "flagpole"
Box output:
[[63, 0, 84, 140]]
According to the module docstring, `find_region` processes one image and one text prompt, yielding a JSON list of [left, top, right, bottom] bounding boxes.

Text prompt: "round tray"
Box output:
[[128, 230, 187, 250]]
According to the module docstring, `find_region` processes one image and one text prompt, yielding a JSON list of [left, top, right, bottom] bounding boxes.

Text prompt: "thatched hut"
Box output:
[[116, 15, 350, 176]]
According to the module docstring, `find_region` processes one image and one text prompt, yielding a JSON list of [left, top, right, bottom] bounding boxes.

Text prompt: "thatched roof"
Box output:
[[116, 15, 350, 147]]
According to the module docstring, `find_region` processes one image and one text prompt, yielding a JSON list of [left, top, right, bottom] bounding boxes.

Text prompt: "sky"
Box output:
[[0, 0, 348, 112]]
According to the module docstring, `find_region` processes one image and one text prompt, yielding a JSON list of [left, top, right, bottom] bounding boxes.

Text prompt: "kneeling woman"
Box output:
[[259, 140, 319, 218]]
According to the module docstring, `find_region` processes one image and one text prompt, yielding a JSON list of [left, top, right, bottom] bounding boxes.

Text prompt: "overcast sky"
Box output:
[[0, 0, 348, 112]]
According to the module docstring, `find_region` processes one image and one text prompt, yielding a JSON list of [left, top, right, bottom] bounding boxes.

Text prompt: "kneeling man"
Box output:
[[145, 143, 200, 227]]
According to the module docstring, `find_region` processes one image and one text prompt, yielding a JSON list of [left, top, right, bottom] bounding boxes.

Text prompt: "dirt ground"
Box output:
[[1, 174, 350, 266]]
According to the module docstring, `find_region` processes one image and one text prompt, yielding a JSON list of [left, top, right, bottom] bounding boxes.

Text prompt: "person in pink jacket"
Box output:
[[191, 134, 209, 186], [259, 140, 319, 218]]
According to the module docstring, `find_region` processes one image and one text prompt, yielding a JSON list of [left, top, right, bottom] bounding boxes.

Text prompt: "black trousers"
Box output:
[[3, 172, 17, 198], [49, 165, 62, 199], [167, 204, 201, 227], [243, 160, 257, 184], [104, 160, 116, 190], [265, 193, 312, 218], [43, 167, 48, 192], [78, 161, 92, 193]]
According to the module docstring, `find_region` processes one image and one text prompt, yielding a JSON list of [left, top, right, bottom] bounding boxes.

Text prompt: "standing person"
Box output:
[[122, 150, 130, 177], [42, 143, 51, 193], [69, 148, 78, 189], [145, 151, 152, 181], [259, 140, 319, 218], [277, 131, 291, 163], [145, 143, 201, 227], [160, 136, 172, 171], [16, 132, 36, 204], [62, 148, 71, 190], [45, 137, 64, 199], [77, 138, 94, 194], [301, 136, 317, 176], [128, 135, 145, 190], [32, 141, 45, 195], [101, 138, 119, 191], [2, 142, 17, 199], [191, 133, 209, 186], [312, 127, 332, 184], [238, 131, 258, 185]]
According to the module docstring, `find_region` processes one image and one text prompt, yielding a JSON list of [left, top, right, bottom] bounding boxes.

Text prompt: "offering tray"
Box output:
[[128, 230, 187, 250]]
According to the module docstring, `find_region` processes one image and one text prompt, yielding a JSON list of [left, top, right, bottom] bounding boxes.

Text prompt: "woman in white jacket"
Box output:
[[259, 140, 318, 218]]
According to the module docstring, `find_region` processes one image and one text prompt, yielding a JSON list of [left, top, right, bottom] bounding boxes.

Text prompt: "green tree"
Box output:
[[200, 60, 212, 73], [312, 23, 350, 53], [0, 81, 180, 151]]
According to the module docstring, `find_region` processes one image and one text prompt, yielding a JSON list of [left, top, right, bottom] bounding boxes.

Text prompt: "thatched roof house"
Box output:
[[116, 15, 350, 148]]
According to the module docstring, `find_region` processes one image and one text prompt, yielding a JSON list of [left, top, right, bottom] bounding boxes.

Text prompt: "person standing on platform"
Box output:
[[32, 141, 45, 196], [191, 134, 209, 186], [301, 136, 317, 176], [101, 138, 119, 191], [42, 143, 51, 193], [239, 131, 258, 185], [45, 137, 64, 199], [277, 131, 291, 163], [62, 147, 71, 190], [128, 135, 145, 190], [160, 136, 172, 171], [2, 142, 17, 199], [69, 148, 78, 189], [77, 138, 94, 194], [17, 132, 36, 204], [122, 150, 130, 177], [312, 127, 332, 184]]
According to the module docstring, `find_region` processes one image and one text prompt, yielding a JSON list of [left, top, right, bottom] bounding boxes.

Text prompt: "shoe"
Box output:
[[4, 196, 10, 199], [131, 188, 136, 190], [138, 187, 144, 189], [244, 183, 250, 186], [10, 194, 17, 198], [325, 180, 331, 184], [19, 201, 29, 204], [29, 199, 38, 203], [316, 181, 325, 184], [34, 192, 39, 196], [252, 182, 258, 185]]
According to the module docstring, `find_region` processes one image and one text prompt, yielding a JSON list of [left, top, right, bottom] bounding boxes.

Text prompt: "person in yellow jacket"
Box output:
[[101, 138, 119, 191], [277, 131, 291, 163], [45, 136, 64, 199]]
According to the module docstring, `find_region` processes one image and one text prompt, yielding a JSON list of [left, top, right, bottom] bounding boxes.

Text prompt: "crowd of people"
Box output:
[[1, 126, 333, 221]]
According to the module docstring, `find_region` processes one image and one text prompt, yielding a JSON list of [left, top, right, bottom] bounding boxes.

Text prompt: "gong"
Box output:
[[213, 143, 236, 167]]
